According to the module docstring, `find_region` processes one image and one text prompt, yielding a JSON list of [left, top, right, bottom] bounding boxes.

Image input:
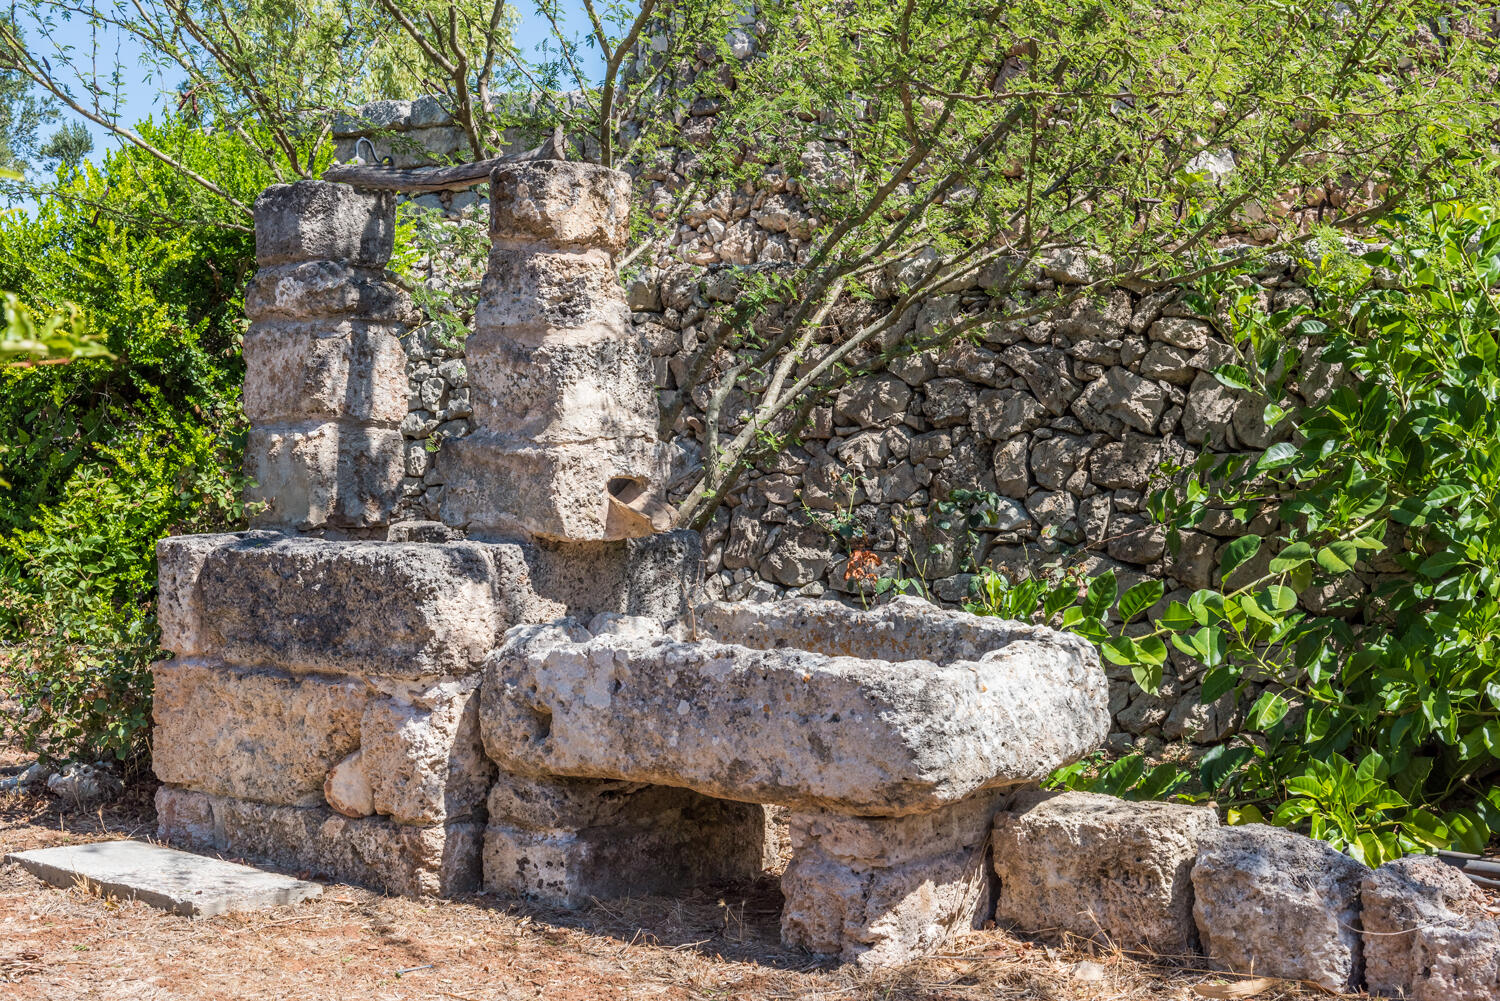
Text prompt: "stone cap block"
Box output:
[[489, 161, 631, 253], [254, 181, 396, 267], [155, 532, 529, 678], [479, 599, 1108, 815]]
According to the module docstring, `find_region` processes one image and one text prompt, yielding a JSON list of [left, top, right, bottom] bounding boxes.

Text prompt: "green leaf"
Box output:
[[1418, 547, 1465, 578], [1246, 690, 1289, 730], [1117, 580, 1165, 624], [1212, 364, 1253, 391], [1264, 584, 1298, 611], [1270, 542, 1314, 573], [1219, 535, 1262, 577], [1257, 441, 1298, 471], [1316, 541, 1358, 573], [1082, 570, 1118, 620], [1099, 635, 1139, 666]]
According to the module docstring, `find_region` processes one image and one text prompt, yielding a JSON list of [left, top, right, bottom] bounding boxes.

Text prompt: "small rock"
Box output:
[[46, 761, 125, 810]]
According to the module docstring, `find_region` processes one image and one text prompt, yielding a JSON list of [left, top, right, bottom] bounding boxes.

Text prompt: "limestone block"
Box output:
[[245, 261, 415, 322], [357, 689, 494, 825], [156, 534, 231, 656], [1362, 855, 1500, 1001], [188, 534, 521, 678], [151, 659, 366, 807], [325, 749, 375, 817], [156, 786, 482, 897], [463, 326, 656, 442], [483, 773, 765, 907], [246, 421, 405, 530], [472, 247, 633, 345], [1192, 824, 1367, 990], [780, 791, 1006, 967], [489, 161, 631, 252], [522, 531, 702, 622], [243, 320, 408, 425], [992, 790, 1219, 954], [480, 600, 1108, 815], [439, 431, 668, 542], [254, 181, 396, 267]]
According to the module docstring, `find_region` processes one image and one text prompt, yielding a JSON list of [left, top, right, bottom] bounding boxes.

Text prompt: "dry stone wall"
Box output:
[[335, 102, 1390, 756]]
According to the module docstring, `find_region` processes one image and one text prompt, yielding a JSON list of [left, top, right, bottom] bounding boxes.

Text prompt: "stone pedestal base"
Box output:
[[482, 772, 766, 907], [157, 787, 482, 897], [780, 791, 1008, 967]]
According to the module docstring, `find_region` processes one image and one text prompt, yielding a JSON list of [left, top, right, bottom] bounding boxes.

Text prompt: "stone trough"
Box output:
[[149, 156, 1110, 966]]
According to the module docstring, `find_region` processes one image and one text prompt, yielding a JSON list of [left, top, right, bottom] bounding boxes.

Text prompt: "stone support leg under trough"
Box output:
[[779, 790, 1009, 967]]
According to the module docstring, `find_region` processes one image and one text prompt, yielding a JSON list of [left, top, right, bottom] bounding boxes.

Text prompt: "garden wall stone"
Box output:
[[1362, 855, 1500, 1001]]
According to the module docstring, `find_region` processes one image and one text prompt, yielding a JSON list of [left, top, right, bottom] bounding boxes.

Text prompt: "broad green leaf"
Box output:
[[1219, 535, 1262, 577], [1117, 580, 1165, 624], [1316, 541, 1358, 573], [1257, 441, 1298, 471], [1212, 363, 1253, 391], [1082, 570, 1118, 620], [1246, 690, 1289, 729], [1270, 541, 1314, 573]]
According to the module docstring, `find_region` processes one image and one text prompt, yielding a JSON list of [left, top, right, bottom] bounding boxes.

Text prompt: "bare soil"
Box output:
[[0, 767, 1344, 1001]]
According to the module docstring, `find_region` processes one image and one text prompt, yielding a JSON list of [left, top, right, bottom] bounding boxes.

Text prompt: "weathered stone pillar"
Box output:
[[243, 181, 413, 532], [439, 161, 669, 541]]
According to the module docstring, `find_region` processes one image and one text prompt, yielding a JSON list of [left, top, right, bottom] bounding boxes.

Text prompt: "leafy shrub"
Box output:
[[0, 120, 274, 763], [966, 197, 1500, 862]]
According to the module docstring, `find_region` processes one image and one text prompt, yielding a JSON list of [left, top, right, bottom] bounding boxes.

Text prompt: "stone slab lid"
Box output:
[[6, 840, 323, 918]]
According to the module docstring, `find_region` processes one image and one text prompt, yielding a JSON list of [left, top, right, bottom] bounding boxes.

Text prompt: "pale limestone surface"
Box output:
[[157, 533, 521, 677], [482, 772, 764, 907], [244, 422, 406, 530], [254, 180, 395, 267], [472, 249, 635, 348], [156, 787, 481, 898], [1192, 824, 1368, 990], [780, 791, 1007, 967], [480, 600, 1107, 815], [992, 790, 1218, 954], [8, 840, 323, 918], [151, 659, 366, 807], [488, 161, 632, 252], [244, 261, 415, 324], [356, 688, 493, 825], [1362, 855, 1500, 1001], [242, 319, 409, 425]]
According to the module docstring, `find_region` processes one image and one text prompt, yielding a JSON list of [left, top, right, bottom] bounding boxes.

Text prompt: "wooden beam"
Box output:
[[320, 126, 570, 192]]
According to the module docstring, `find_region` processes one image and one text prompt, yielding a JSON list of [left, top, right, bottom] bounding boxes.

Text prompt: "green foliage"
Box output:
[[0, 294, 108, 365], [967, 195, 1500, 862], [0, 118, 270, 761]]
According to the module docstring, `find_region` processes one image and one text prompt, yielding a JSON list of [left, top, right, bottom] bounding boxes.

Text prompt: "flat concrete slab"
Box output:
[[6, 840, 323, 917]]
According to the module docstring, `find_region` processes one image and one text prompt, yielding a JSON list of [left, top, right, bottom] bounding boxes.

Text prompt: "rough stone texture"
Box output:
[[483, 772, 765, 907], [356, 687, 494, 825], [480, 599, 1108, 814], [8, 840, 323, 918], [245, 422, 406, 530], [242, 320, 408, 425], [1362, 855, 1500, 1001], [780, 790, 1007, 967], [522, 531, 703, 622], [1192, 824, 1368, 990], [489, 161, 632, 253], [245, 262, 416, 324], [151, 659, 366, 808], [440, 432, 667, 542], [156, 786, 482, 898], [441, 160, 667, 542], [159, 533, 521, 676], [254, 181, 395, 267], [992, 790, 1219, 954]]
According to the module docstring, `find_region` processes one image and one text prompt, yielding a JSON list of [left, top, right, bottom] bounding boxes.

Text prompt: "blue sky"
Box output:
[[18, 1, 601, 171]]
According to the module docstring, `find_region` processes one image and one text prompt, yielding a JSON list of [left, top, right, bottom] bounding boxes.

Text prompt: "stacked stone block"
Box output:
[[244, 181, 414, 533], [439, 161, 669, 541]]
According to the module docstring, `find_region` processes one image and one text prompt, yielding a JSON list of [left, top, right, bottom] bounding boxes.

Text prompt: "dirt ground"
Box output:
[[0, 764, 1348, 1001]]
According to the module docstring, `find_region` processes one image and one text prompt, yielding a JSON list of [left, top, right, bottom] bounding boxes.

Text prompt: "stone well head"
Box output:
[[438, 159, 672, 543]]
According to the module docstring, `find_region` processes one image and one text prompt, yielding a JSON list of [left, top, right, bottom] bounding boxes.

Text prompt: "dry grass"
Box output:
[[1, 774, 1341, 1001]]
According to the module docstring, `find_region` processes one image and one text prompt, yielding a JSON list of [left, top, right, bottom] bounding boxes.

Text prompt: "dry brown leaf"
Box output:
[[1194, 978, 1281, 999]]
